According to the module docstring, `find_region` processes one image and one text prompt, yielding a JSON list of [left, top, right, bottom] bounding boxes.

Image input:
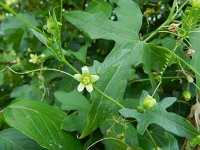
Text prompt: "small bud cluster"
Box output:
[[29, 54, 45, 64], [168, 23, 180, 32]]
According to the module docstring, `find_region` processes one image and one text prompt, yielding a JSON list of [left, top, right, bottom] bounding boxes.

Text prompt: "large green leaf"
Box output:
[[0, 128, 44, 150], [10, 84, 42, 101], [64, 0, 141, 43], [189, 27, 200, 89], [64, 0, 157, 138], [79, 42, 154, 138], [85, 0, 112, 18], [119, 97, 199, 138], [138, 126, 179, 150], [54, 90, 91, 132], [161, 132, 179, 150], [67, 43, 90, 64], [3, 100, 83, 150]]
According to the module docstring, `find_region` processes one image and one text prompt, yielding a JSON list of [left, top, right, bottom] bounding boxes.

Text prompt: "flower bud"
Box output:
[[142, 95, 157, 110], [186, 74, 194, 83], [168, 23, 180, 32], [182, 90, 191, 101], [187, 49, 195, 57], [190, 0, 200, 8]]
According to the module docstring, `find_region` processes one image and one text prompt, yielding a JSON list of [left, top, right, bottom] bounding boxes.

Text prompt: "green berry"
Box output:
[[142, 95, 157, 110], [182, 90, 191, 101], [190, 0, 200, 8]]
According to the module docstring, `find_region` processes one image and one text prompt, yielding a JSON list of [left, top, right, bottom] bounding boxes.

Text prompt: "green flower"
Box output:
[[73, 66, 99, 92], [29, 54, 45, 64], [29, 54, 40, 64]]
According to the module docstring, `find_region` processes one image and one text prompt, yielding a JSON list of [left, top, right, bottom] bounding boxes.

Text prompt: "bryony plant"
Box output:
[[73, 66, 99, 92], [1, 0, 200, 150]]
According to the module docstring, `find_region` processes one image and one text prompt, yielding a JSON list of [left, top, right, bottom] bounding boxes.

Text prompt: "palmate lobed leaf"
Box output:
[[85, 0, 112, 18], [3, 100, 83, 150], [64, 0, 141, 43], [119, 97, 199, 138], [80, 42, 149, 138], [64, 0, 157, 138]]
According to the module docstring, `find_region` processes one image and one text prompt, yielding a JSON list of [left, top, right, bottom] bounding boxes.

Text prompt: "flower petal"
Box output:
[[77, 83, 85, 92], [90, 75, 99, 82], [86, 84, 93, 92], [73, 74, 82, 81], [82, 66, 89, 74]]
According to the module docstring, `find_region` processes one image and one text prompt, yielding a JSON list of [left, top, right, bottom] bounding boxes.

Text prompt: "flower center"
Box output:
[[82, 75, 91, 85]]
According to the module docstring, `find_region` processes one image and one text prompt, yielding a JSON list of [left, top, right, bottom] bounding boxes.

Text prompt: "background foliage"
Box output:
[[0, 0, 200, 149]]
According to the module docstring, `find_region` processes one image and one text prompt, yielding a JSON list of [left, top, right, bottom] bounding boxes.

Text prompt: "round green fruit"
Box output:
[[190, 0, 200, 8], [182, 90, 191, 101], [142, 95, 157, 110]]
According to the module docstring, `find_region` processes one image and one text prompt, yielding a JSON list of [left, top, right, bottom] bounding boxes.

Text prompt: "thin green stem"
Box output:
[[0, 2, 43, 35], [174, 0, 189, 17], [93, 85, 125, 109], [69, 0, 80, 9], [146, 129, 158, 149], [151, 42, 181, 97], [148, 44, 200, 92], [167, 48, 200, 77], [60, 0, 63, 22], [129, 76, 185, 83], [0, 94, 9, 103], [0, 66, 74, 78], [86, 137, 129, 150], [143, 0, 189, 42], [178, 60, 200, 91], [176, 100, 190, 106], [144, 20, 169, 42], [192, 82, 200, 91], [160, 43, 180, 75], [62, 59, 80, 74], [152, 80, 161, 97], [0, 1, 80, 77]]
